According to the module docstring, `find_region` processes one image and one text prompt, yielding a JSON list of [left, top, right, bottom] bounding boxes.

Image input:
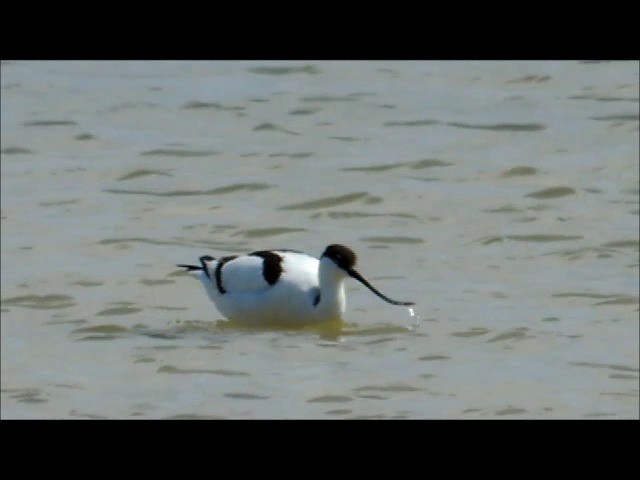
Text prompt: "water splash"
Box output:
[[406, 307, 422, 331]]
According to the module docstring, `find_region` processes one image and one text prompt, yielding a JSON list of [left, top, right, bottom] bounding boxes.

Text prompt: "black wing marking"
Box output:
[[214, 255, 238, 294], [249, 251, 284, 285]]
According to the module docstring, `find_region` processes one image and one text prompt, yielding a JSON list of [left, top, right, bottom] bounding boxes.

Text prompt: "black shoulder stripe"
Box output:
[[214, 255, 237, 294], [249, 251, 283, 286]]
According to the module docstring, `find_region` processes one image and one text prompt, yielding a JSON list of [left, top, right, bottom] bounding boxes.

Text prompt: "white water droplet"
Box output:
[[405, 307, 422, 331]]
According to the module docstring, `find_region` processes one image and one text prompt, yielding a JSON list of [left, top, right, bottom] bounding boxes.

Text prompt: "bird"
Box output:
[[177, 244, 414, 325]]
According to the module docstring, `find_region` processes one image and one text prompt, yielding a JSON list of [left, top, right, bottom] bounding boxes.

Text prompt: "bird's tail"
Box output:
[[177, 264, 203, 271], [177, 255, 215, 276]]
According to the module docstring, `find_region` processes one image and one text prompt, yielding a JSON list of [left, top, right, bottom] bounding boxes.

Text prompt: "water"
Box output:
[[1, 60, 638, 419]]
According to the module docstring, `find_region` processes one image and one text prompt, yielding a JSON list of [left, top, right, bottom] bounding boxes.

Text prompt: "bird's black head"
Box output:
[[320, 244, 415, 307], [321, 244, 357, 271]]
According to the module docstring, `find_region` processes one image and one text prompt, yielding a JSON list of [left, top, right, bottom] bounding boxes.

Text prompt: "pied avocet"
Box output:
[[178, 244, 414, 324]]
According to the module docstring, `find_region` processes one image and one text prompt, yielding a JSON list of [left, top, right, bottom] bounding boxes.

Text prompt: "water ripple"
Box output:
[[412, 159, 454, 169], [353, 383, 421, 393], [98, 237, 250, 252], [570, 362, 639, 373], [384, 119, 439, 127], [553, 292, 622, 300], [117, 169, 172, 181], [589, 114, 639, 122], [181, 101, 245, 111], [568, 95, 639, 103], [5, 388, 47, 404], [484, 205, 522, 213], [279, 192, 375, 210], [233, 227, 307, 239], [505, 75, 551, 84], [418, 355, 451, 361], [451, 328, 490, 338], [223, 392, 270, 400], [495, 407, 528, 415], [23, 120, 77, 127], [592, 295, 638, 306], [2, 294, 75, 309], [140, 149, 219, 157], [448, 122, 546, 131], [342, 162, 407, 173], [501, 166, 539, 177], [301, 95, 356, 103], [140, 279, 175, 286], [601, 240, 639, 250], [541, 246, 629, 260], [289, 107, 320, 115], [253, 123, 300, 136], [73, 324, 128, 334], [1, 146, 34, 154], [361, 236, 424, 244], [158, 365, 250, 376], [487, 327, 533, 343], [96, 307, 142, 316], [71, 280, 104, 287], [525, 187, 576, 199], [329, 136, 364, 142], [165, 414, 227, 419], [249, 65, 319, 75], [342, 158, 453, 173], [384, 119, 546, 131], [75, 133, 95, 141], [326, 211, 418, 220], [268, 152, 313, 159], [103, 183, 271, 197], [307, 395, 353, 403], [477, 234, 583, 245]]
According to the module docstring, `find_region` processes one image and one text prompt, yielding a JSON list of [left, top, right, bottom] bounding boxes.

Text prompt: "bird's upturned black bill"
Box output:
[[348, 268, 415, 306]]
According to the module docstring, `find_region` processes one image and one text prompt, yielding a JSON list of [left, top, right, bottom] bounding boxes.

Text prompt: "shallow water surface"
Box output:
[[1, 61, 638, 419]]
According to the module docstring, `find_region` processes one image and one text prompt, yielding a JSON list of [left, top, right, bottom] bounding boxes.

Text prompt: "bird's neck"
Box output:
[[316, 260, 347, 317]]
